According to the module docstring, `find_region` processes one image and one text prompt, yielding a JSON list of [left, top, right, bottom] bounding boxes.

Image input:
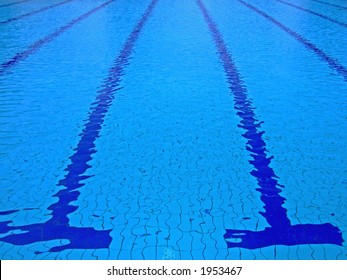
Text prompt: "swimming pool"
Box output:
[[0, 0, 346, 260]]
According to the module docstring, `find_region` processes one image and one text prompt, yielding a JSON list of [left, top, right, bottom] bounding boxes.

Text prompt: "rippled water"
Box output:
[[0, 0, 346, 259]]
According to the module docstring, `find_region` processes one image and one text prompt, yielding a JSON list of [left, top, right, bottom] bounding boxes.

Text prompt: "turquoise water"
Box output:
[[0, 0, 346, 259]]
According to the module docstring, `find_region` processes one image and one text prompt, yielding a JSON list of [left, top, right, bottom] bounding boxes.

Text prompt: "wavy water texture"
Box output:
[[0, 0, 116, 74], [237, 0, 347, 82], [0, 0, 75, 24], [0, 0, 159, 253], [197, 0, 343, 249], [270, 0, 347, 28]]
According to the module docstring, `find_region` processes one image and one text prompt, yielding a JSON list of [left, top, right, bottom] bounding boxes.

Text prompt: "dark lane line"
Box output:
[[1, 0, 74, 24], [311, 0, 347, 10], [0, 0, 115, 75], [0, 0, 32, 8], [237, 0, 347, 82], [272, 0, 347, 28], [196, 0, 343, 249], [0, 0, 159, 254]]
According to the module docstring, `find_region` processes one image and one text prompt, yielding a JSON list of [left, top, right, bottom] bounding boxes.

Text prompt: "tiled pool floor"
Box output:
[[0, 0, 346, 259]]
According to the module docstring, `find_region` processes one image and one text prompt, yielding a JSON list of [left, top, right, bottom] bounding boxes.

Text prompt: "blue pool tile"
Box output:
[[296, 245, 315, 260], [0, 0, 346, 260], [116, 249, 132, 260], [142, 246, 158, 260]]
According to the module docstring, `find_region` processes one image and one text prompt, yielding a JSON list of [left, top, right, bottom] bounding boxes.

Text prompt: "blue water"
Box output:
[[0, 0, 346, 260]]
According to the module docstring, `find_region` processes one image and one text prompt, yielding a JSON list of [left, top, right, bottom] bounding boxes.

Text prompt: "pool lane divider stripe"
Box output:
[[196, 0, 343, 249], [311, 0, 347, 10], [0, 0, 32, 8], [0, 0, 115, 75], [0, 0, 74, 24], [237, 0, 347, 83], [0, 0, 159, 253], [272, 0, 347, 28]]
